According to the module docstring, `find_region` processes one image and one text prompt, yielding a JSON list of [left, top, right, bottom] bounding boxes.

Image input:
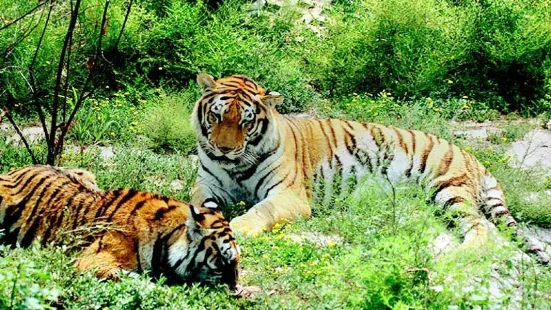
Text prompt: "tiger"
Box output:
[[0, 165, 240, 287], [190, 73, 550, 264]]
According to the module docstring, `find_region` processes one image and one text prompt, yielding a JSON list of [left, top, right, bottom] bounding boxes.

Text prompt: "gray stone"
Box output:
[[453, 121, 502, 140], [98, 146, 115, 161], [6, 126, 45, 145], [506, 129, 551, 173], [170, 180, 185, 191]]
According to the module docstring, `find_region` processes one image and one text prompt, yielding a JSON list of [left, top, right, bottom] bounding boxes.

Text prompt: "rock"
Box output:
[[170, 180, 185, 191], [525, 226, 551, 246], [234, 285, 263, 299], [0, 123, 11, 133], [506, 129, 551, 173], [453, 121, 502, 140], [287, 232, 342, 247], [6, 126, 45, 145], [98, 146, 115, 161]]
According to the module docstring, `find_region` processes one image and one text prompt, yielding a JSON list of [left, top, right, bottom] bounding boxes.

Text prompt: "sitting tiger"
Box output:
[[0, 165, 240, 287], [190, 73, 549, 264]]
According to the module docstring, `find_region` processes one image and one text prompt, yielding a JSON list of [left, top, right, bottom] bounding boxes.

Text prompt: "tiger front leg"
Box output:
[[190, 175, 233, 208], [230, 191, 311, 236]]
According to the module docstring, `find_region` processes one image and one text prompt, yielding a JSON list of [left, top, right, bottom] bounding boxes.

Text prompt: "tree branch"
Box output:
[[114, 0, 134, 48], [0, 1, 48, 32], [3, 109, 38, 164], [55, 0, 111, 161], [28, 1, 54, 146], [47, 0, 82, 164]]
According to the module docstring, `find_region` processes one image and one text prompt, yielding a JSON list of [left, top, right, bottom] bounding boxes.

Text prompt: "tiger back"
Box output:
[[0, 165, 240, 287], [190, 73, 549, 264]]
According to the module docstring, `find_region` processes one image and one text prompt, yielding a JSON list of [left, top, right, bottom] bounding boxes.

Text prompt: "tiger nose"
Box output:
[[218, 146, 233, 154]]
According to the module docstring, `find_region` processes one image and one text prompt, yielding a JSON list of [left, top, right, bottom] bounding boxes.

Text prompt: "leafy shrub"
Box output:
[[68, 93, 142, 146], [453, 0, 551, 112], [119, 0, 319, 113], [307, 0, 475, 97], [0, 0, 152, 109], [141, 91, 197, 154]]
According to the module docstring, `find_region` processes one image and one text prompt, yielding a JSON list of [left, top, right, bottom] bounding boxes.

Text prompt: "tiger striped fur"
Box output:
[[0, 165, 240, 287], [191, 73, 549, 264]]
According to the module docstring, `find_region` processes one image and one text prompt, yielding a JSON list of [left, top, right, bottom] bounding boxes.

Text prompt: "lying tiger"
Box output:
[[0, 165, 240, 287], [190, 73, 549, 264]]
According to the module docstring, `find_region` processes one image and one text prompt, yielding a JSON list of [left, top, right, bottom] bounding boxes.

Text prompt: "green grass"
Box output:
[[2, 109, 551, 308]]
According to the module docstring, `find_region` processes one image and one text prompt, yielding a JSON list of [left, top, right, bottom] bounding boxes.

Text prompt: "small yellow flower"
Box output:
[[310, 261, 318, 266], [262, 254, 269, 259], [500, 137, 508, 142], [327, 241, 336, 247], [465, 146, 472, 152]]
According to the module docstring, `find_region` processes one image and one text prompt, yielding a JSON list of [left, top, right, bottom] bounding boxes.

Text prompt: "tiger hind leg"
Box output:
[[481, 174, 550, 264], [74, 231, 137, 279], [434, 187, 488, 248]]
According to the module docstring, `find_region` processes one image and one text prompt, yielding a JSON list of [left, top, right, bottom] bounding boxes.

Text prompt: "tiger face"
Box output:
[[170, 201, 240, 288], [192, 73, 283, 161]]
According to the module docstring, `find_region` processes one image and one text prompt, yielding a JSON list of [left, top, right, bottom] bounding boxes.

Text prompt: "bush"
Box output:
[[0, 0, 151, 109], [142, 91, 197, 154], [306, 0, 475, 97], [453, 0, 551, 113], [121, 0, 319, 113]]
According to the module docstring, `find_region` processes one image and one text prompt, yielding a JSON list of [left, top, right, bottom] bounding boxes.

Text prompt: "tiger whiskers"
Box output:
[[239, 151, 258, 166]]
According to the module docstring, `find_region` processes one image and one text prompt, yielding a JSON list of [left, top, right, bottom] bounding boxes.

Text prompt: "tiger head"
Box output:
[[192, 73, 283, 162], [168, 200, 240, 288]]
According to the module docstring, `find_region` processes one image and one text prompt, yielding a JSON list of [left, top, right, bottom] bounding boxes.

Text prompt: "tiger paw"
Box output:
[[230, 215, 269, 237]]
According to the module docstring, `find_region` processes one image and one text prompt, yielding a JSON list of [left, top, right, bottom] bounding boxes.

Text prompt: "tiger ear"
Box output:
[[186, 205, 206, 239], [262, 91, 284, 108], [197, 73, 217, 93]]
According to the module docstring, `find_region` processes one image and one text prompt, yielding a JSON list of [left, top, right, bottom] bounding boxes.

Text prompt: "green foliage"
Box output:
[[141, 90, 197, 154], [68, 93, 141, 146], [453, 0, 551, 112], [0, 0, 150, 106], [3, 0, 551, 116], [307, 0, 474, 97], [2, 161, 550, 308], [121, 0, 319, 112]]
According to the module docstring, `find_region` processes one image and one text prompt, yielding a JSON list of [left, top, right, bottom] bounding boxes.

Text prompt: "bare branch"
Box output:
[[28, 1, 54, 144], [48, 0, 82, 164], [3, 109, 38, 164], [55, 0, 111, 162], [0, 1, 48, 32], [2, 9, 44, 58], [114, 0, 134, 48]]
